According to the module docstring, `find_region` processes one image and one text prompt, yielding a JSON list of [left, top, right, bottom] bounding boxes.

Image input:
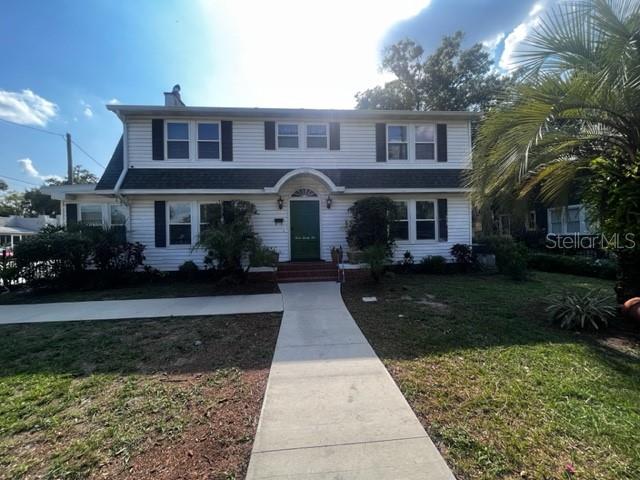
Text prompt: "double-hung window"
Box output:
[[79, 204, 103, 226], [415, 201, 436, 240], [168, 203, 192, 245], [387, 125, 408, 160], [415, 124, 435, 160], [110, 205, 128, 241], [197, 122, 220, 159], [391, 202, 409, 241], [167, 122, 190, 159], [306, 124, 327, 148], [277, 124, 299, 148], [549, 208, 563, 234], [566, 206, 581, 233], [200, 202, 222, 234]]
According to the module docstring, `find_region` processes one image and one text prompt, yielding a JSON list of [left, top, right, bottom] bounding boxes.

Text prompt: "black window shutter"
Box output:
[[437, 124, 448, 162], [66, 203, 78, 225], [437, 199, 448, 242], [152, 119, 165, 160], [221, 120, 233, 161], [264, 121, 276, 150], [154, 201, 166, 248], [329, 122, 340, 150], [375, 123, 386, 162]]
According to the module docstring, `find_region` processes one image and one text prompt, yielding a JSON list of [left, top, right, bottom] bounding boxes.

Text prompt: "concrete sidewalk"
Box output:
[[0, 294, 283, 324], [246, 282, 455, 480]]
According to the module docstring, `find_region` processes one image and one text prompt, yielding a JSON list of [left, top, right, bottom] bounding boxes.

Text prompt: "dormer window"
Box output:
[[387, 125, 408, 160], [166, 122, 189, 159], [277, 124, 299, 148], [306, 124, 328, 149], [197, 122, 220, 159]]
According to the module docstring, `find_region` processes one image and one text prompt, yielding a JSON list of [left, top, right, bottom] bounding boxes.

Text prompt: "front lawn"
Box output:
[[342, 272, 640, 480], [0, 313, 281, 479], [0, 277, 278, 305]]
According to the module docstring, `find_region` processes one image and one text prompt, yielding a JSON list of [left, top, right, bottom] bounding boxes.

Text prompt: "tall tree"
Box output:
[[0, 192, 27, 216], [45, 165, 98, 186], [0, 179, 7, 191], [355, 31, 509, 111], [472, 0, 640, 301]]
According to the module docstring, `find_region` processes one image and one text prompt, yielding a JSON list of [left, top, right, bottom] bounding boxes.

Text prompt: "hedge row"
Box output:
[[527, 252, 616, 280]]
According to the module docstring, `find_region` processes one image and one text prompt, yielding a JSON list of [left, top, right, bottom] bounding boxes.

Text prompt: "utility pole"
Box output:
[[66, 133, 73, 185]]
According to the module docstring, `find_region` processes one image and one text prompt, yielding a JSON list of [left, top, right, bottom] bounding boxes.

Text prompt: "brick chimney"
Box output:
[[164, 84, 185, 106]]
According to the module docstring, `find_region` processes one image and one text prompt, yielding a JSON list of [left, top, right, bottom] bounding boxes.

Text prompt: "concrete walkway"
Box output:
[[246, 282, 455, 480], [0, 294, 283, 324]]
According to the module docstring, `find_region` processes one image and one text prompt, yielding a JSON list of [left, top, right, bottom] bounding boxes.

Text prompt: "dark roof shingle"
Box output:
[[95, 137, 124, 190]]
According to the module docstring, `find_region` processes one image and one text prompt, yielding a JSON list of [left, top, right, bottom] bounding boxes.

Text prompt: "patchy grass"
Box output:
[[0, 313, 281, 479], [0, 278, 279, 305], [342, 271, 640, 480]]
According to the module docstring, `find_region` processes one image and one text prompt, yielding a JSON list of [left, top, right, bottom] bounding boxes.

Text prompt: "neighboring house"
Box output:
[[44, 89, 476, 271], [0, 215, 59, 250]]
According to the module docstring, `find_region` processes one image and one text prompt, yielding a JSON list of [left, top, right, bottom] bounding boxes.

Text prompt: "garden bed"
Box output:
[[0, 313, 281, 479], [342, 272, 639, 479]]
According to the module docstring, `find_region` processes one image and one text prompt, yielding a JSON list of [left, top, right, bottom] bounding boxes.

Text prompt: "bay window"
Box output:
[[168, 203, 192, 245]]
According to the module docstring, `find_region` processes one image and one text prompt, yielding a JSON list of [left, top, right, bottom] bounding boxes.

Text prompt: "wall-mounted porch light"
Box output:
[[277, 196, 284, 210], [326, 195, 333, 209]]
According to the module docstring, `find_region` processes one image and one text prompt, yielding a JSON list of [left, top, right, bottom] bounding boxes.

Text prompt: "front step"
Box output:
[[277, 262, 339, 283]]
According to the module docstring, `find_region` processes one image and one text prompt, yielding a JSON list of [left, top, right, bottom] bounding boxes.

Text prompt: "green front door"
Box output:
[[290, 200, 320, 261]]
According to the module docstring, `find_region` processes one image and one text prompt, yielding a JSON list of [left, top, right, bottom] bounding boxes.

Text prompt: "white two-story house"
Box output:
[[46, 90, 476, 271]]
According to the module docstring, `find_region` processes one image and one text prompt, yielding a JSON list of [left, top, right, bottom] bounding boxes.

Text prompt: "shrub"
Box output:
[[178, 260, 200, 280], [450, 244, 473, 271], [0, 252, 19, 291], [547, 289, 616, 330], [346, 197, 399, 255], [480, 236, 528, 280], [361, 244, 389, 283], [419, 255, 447, 274], [197, 201, 258, 274], [249, 241, 279, 268], [528, 253, 616, 280], [89, 228, 145, 274]]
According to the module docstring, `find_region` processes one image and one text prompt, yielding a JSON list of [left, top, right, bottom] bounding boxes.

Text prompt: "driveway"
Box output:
[[246, 282, 455, 479]]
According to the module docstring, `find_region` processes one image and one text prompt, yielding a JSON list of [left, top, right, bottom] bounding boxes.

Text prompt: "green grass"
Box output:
[[0, 313, 281, 479], [0, 277, 278, 305], [342, 271, 640, 480]]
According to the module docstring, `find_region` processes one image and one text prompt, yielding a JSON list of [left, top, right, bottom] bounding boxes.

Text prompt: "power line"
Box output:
[[0, 116, 105, 170], [71, 140, 106, 169], [0, 117, 65, 139], [0, 174, 40, 187]]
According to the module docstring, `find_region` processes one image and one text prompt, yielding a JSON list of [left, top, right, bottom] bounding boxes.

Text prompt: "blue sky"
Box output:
[[0, 0, 549, 192]]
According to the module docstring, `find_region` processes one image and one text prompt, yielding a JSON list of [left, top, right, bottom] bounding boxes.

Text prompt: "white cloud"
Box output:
[[83, 106, 94, 118], [0, 89, 58, 126], [18, 158, 63, 182], [107, 98, 121, 105], [499, 2, 546, 71], [195, 0, 431, 108], [483, 32, 506, 52]]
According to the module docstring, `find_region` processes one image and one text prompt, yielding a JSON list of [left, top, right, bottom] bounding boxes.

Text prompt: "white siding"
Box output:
[[123, 189, 471, 271], [126, 117, 471, 169]]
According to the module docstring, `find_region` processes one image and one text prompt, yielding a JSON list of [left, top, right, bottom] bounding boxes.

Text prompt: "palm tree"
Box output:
[[472, 0, 640, 301]]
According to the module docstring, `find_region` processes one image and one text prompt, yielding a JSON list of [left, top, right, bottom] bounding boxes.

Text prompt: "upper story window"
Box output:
[[415, 124, 435, 160], [168, 202, 192, 245], [391, 201, 409, 241], [79, 204, 103, 226], [277, 124, 299, 148], [197, 123, 220, 160], [416, 201, 436, 240], [306, 124, 328, 149], [167, 122, 189, 159], [387, 125, 408, 160]]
